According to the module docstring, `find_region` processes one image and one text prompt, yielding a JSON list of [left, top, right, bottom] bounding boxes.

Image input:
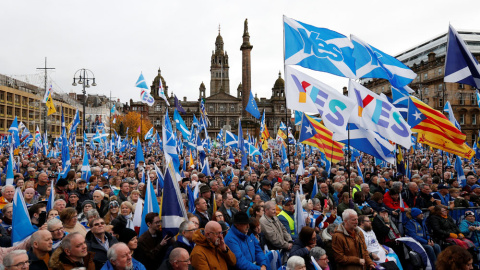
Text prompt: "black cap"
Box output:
[[56, 178, 69, 187], [379, 207, 388, 213], [233, 211, 250, 224], [260, 180, 271, 186]]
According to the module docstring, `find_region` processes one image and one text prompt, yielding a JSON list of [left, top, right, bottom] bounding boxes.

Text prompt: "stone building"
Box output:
[[362, 30, 480, 145], [138, 19, 291, 138]]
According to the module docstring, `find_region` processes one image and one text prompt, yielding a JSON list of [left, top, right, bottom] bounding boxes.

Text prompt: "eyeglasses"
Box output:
[[8, 260, 31, 268], [93, 222, 105, 227], [216, 215, 224, 218], [49, 227, 64, 233]]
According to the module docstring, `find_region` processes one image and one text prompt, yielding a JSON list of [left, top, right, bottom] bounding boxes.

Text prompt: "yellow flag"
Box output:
[[46, 93, 56, 116]]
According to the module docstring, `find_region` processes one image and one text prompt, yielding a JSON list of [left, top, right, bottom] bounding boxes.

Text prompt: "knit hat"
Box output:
[[411, 208, 422, 218], [199, 185, 211, 194], [465, 211, 475, 217], [81, 200, 95, 209], [56, 177, 69, 187], [118, 228, 137, 244]]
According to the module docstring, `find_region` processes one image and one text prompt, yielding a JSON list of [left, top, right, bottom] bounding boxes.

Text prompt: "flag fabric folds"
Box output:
[[42, 85, 52, 103], [444, 24, 480, 89], [8, 116, 20, 149], [304, 114, 344, 164], [284, 16, 356, 79], [351, 35, 416, 88], [409, 96, 473, 159], [162, 161, 188, 236], [294, 190, 306, 235], [443, 101, 461, 130], [144, 127, 154, 141], [245, 90, 260, 119], [6, 151, 14, 185], [81, 147, 91, 181], [46, 93, 57, 116], [285, 66, 355, 139], [12, 188, 36, 245], [157, 77, 170, 106], [349, 80, 412, 149], [134, 139, 145, 168], [225, 130, 238, 148], [175, 95, 186, 114], [456, 155, 466, 187], [139, 173, 161, 236], [163, 111, 180, 174], [136, 73, 155, 106], [174, 109, 191, 140]]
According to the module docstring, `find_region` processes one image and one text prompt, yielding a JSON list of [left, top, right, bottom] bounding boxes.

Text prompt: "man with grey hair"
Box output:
[[332, 209, 374, 269], [3, 250, 29, 270], [259, 201, 292, 251], [239, 185, 255, 212], [92, 190, 108, 217], [0, 185, 15, 208], [47, 218, 66, 250], [158, 247, 191, 270], [104, 243, 146, 270], [309, 247, 329, 270], [165, 221, 196, 257]]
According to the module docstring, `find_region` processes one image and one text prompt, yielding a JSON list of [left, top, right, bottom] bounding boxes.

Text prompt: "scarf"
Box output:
[[378, 217, 400, 240]]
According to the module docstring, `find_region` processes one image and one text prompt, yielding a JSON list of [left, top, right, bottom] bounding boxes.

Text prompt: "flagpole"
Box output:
[[347, 123, 351, 199], [282, 15, 291, 173], [441, 82, 447, 183], [109, 90, 112, 140]]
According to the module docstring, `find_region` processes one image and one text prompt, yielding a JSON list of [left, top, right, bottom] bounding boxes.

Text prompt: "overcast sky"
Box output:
[[1, 0, 479, 104]]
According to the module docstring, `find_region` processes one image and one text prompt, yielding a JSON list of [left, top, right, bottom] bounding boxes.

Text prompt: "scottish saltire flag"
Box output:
[[279, 122, 287, 131], [174, 109, 191, 140], [245, 90, 260, 119], [444, 24, 480, 89], [238, 119, 247, 169], [162, 161, 188, 236], [139, 173, 161, 236], [284, 16, 356, 78], [476, 91, 480, 109], [46, 180, 55, 212], [456, 155, 466, 187], [356, 160, 363, 180], [163, 110, 180, 174], [396, 237, 432, 270], [81, 147, 91, 181], [294, 111, 303, 125], [154, 164, 164, 190], [311, 176, 318, 198], [144, 127, 154, 141], [34, 126, 42, 150], [294, 190, 306, 234], [201, 158, 211, 177], [216, 129, 223, 144], [157, 77, 170, 106], [8, 116, 20, 149], [443, 101, 461, 130], [351, 35, 416, 88], [6, 151, 14, 185], [391, 87, 410, 119], [349, 80, 412, 148], [174, 95, 186, 114], [110, 104, 116, 114], [285, 66, 355, 139], [136, 73, 155, 106], [225, 131, 238, 148], [12, 187, 35, 245], [135, 138, 145, 168], [281, 144, 289, 171], [339, 124, 395, 164], [197, 133, 206, 165], [249, 144, 261, 156], [227, 148, 235, 165], [69, 110, 80, 134]]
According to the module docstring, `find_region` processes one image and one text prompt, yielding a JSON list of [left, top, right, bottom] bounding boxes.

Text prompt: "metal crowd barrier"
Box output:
[[420, 206, 480, 223]]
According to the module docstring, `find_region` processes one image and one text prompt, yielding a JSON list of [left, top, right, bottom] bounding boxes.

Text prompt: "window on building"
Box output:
[[438, 68, 442, 76], [460, 114, 465, 125], [209, 105, 214, 112], [416, 75, 420, 82], [155, 105, 161, 112], [219, 105, 225, 112], [424, 73, 428, 80], [0, 91, 4, 101], [459, 94, 465, 105], [6, 93, 12, 102], [281, 105, 285, 112], [438, 98, 444, 108], [459, 83, 465, 89], [473, 114, 477, 125], [0, 106, 4, 114], [438, 84, 443, 92], [0, 121, 4, 129], [230, 105, 235, 112]]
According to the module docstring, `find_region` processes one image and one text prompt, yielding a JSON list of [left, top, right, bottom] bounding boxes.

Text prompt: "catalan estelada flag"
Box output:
[[304, 114, 344, 163], [409, 96, 474, 159]]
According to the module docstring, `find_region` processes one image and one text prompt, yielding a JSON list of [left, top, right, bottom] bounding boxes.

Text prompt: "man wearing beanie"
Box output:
[[405, 208, 441, 265]]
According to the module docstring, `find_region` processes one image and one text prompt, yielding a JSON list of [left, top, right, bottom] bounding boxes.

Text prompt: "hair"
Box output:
[[432, 204, 447, 216], [298, 226, 316, 246], [2, 203, 12, 213], [178, 220, 192, 235], [342, 209, 357, 221], [310, 247, 326, 260], [1, 185, 14, 194], [47, 218, 62, 231], [107, 242, 129, 262], [358, 215, 369, 225], [436, 245, 473, 270], [275, 195, 284, 205], [250, 203, 264, 218], [30, 230, 49, 247], [3, 250, 27, 267], [60, 232, 82, 250], [120, 201, 134, 212], [145, 212, 159, 225], [194, 197, 205, 206], [286, 256, 305, 270], [391, 181, 403, 192], [59, 207, 77, 223], [264, 201, 276, 211], [249, 217, 260, 232], [169, 247, 187, 263], [353, 191, 365, 204], [86, 209, 100, 219], [371, 192, 384, 202], [28, 202, 47, 218]]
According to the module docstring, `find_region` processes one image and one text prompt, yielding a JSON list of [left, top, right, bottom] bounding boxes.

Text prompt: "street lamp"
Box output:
[[72, 69, 97, 135]]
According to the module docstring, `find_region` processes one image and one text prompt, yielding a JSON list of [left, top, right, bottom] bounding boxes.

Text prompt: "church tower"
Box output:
[[240, 19, 253, 117], [210, 26, 230, 96]]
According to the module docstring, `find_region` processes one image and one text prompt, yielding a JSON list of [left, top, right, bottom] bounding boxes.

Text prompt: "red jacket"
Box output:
[[383, 191, 408, 212]]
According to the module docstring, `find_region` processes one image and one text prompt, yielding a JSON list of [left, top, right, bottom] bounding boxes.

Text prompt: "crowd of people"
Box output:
[[0, 145, 479, 270]]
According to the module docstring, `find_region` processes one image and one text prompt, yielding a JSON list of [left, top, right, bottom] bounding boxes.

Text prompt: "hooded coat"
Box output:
[[224, 225, 267, 270], [190, 228, 236, 270], [331, 223, 373, 270]]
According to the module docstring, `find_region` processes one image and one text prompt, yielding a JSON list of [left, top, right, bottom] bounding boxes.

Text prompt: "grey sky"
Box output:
[[1, 0, 479, 104]]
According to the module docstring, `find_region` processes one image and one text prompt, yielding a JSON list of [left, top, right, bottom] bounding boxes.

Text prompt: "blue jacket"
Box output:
[[459, 220, 480, 245], [100, 258, 146, 270], [224, 225, 267, 270], [405, 217, 429, 245]]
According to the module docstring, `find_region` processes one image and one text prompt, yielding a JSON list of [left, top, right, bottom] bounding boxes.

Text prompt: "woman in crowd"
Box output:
[[0, 204, 12, 236], [459, 210, 480, 246], [117, 228, 139, 256], [337, 192, 361, 218], [77, 200, 95, 226], [302, 199, 315, 228], [60, 207, 87, 237], [383, 189, 408, 212], [249, 203, 264, 220], [117, 201, 135, 229], [289, 226, 317, 270], [286, 256, 306, 270], [104, 200, 120, 225], [436, 245, 473, 270], [47, 209, 59, 221], [248, 217, 266, 251], [128, 190, 142, 205]]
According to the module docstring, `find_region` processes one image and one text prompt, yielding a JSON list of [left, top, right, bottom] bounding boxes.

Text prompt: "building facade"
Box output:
[[0, 74, 83, 138], [362, 30, 480, 145], [138, 19, 291, 139]]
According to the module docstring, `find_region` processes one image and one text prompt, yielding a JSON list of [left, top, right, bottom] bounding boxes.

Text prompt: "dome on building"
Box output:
[[274, 71, 284, 89], [153, 68, 167, 88]]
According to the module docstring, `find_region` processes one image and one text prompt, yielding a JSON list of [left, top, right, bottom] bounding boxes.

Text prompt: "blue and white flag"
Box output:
[[281, 144, 289, 172], [201, 158, 211, 177], [174, 109, 191, 140], [356, 160, 364, 180], [444, 24, 480, 89], [245, 90, 260, 119], [6, 151, 14, 185], [349, 80, 412, 149], [81, 147, 91, 181], [157, 76, 170, 106], [135, 138, 145, 169], [238, 119, 247, 169], [311, 176, 318, 198], [8, 116, 20, 149], [391, 87, 410, 119], [163, 110, 180, 174], [456, 155, 466, 187], [144, 127, 154, 141], [69, 110, 80, 134], [154, 164, 164, 190], [249, 144, 261, 156], [161, 161, 188, 236], [136, 73, 155, 106], [476, 91, 480, 109], [351, 35, 416, 88], [339, 124, 395, 164], [225, 131, 238, 148], [294, 190, 306, 235], [46, 180, 55, 212], [284, 16, 356, 78], [227, 148, 235, 165], [139, 173, 161, 236], [396, 237, 432, 270], [443, 101, 461, 130], [12, 188, 35, 245]]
